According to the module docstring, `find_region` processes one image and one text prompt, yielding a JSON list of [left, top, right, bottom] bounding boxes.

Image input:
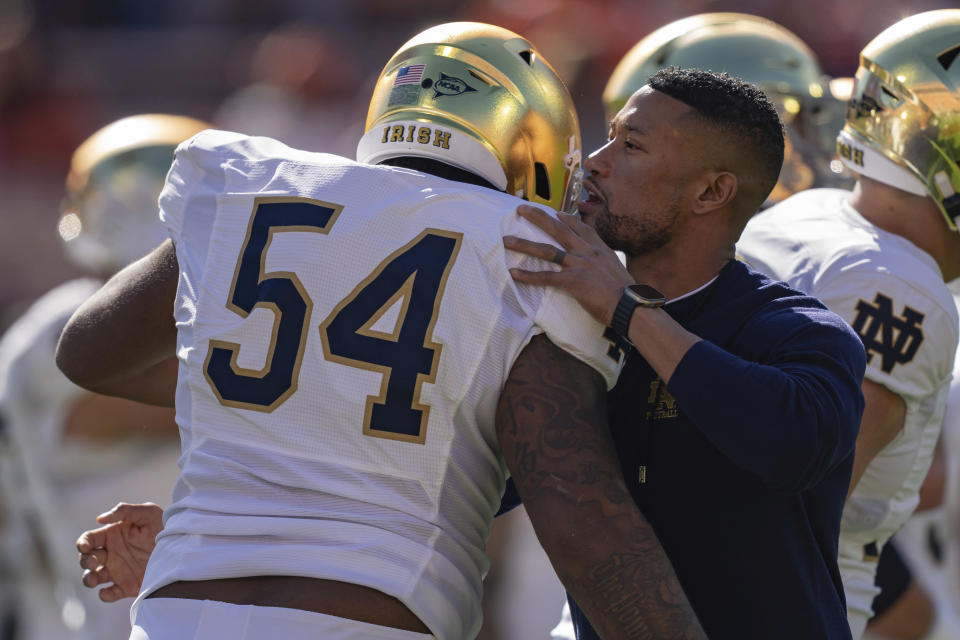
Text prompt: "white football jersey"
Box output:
[[738, 188, 958, 633], [136, 130, 623, 640]]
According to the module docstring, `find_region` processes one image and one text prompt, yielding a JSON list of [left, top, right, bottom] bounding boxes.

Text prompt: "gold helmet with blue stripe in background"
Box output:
[[59, 113, 212, 275]]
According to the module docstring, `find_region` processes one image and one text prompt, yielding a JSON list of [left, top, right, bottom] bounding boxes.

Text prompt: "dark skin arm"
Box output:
[[56, 240, 179, 407], [497, 335, 705, 639], [63, 393, 177, 441], [847, 378, 906, 499]]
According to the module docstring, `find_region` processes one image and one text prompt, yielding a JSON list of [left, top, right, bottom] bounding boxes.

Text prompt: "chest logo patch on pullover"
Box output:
[[645, 378, 679, 421]]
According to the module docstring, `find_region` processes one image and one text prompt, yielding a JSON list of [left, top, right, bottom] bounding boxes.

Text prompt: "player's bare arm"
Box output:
[[64, 393, 177, 441], [76, 502, 164, 602], [56, 239, 179, 407], [847, 379, 906, 499], [496, 334, 705, 639]]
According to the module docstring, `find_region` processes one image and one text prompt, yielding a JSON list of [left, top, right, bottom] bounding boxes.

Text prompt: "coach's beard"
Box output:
[[591, 198, 682, 258]]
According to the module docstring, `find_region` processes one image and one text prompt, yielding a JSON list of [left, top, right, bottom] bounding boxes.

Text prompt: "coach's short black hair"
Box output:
[[648, 67, 785, 214]]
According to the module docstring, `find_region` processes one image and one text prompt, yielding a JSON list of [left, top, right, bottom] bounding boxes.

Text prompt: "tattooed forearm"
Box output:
[[496, 335, 706, 639]]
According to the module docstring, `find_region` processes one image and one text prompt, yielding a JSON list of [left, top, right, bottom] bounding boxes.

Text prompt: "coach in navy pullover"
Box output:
[[503, 69, 866, 639]]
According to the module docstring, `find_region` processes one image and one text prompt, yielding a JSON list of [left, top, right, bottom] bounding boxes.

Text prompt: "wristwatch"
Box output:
[[611, 283, 666, 341]]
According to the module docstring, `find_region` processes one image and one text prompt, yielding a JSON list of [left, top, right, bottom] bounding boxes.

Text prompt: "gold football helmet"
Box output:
[[59, 113, 211, 274], [357, 22, 582, 213], [838, 9, 960, 229], [603, 13, 839, 203]]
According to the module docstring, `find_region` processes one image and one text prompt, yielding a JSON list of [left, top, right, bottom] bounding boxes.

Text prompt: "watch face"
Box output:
[[628, 283, 666, 303]]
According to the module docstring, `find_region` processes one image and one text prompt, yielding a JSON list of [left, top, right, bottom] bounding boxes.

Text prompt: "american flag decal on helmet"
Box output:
[[394, 64, 426, 86]]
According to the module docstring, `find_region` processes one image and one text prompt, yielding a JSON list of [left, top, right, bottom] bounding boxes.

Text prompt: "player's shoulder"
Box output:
[[818, 223, 955, 320], [739, 189, 873, 274], [752, 188, 849, 223], [823, 245, 957, 390], [746, 189, 866, 243], [751, 189, 951, 310], [775, 187, 849, 210], [176, 129, 357, 170]]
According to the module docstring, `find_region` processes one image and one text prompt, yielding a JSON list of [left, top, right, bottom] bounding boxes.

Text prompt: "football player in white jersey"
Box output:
[[737, 10, 960, 639], [0, 114, 208, 640], [57, 23, 705, 640]]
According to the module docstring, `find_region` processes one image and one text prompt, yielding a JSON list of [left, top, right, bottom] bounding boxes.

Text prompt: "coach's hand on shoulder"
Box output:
[[76, 502, 164, 602], [504, 204, 631, 327]]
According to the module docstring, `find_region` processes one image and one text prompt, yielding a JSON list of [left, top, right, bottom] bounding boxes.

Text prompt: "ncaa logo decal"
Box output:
[[428, 73, 477, 98], [851, 292, 924, 373]]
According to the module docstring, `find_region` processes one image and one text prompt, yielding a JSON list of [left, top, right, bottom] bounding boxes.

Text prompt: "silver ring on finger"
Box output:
[[551, 247, 566, 266]]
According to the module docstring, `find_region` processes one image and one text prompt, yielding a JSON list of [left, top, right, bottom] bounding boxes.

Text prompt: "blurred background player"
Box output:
[[737, 9, 960, 639], [0, 113, 208, 640], [602, 12, 852, 208]]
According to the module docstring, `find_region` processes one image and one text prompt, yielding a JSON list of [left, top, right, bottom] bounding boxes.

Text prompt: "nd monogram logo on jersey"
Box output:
[[852, 292, 925, 374], [646, 379, 678, 421]]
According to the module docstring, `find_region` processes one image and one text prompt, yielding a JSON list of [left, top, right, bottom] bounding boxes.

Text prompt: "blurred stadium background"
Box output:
[[0, 1, 956, 638], [0, 0, 956, 329]]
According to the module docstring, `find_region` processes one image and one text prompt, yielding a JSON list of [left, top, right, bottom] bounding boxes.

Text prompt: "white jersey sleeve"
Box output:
[[499, 210, 623, 388], [812, 258, 957, 400]]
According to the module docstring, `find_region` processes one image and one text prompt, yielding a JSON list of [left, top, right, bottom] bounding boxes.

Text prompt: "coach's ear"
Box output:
[[692, 170, 737, 216]]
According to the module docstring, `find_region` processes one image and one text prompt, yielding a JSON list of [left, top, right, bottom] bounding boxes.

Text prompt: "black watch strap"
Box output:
[[610, 284, 666, 341], [611, 292, 641, 341]]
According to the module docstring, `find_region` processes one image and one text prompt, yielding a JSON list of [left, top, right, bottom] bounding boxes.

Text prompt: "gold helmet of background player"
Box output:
[[59, 113, 211, 274], [838, 9, 960, 230], [357, 22, 583, 213], [602, 12, 835, 203]]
